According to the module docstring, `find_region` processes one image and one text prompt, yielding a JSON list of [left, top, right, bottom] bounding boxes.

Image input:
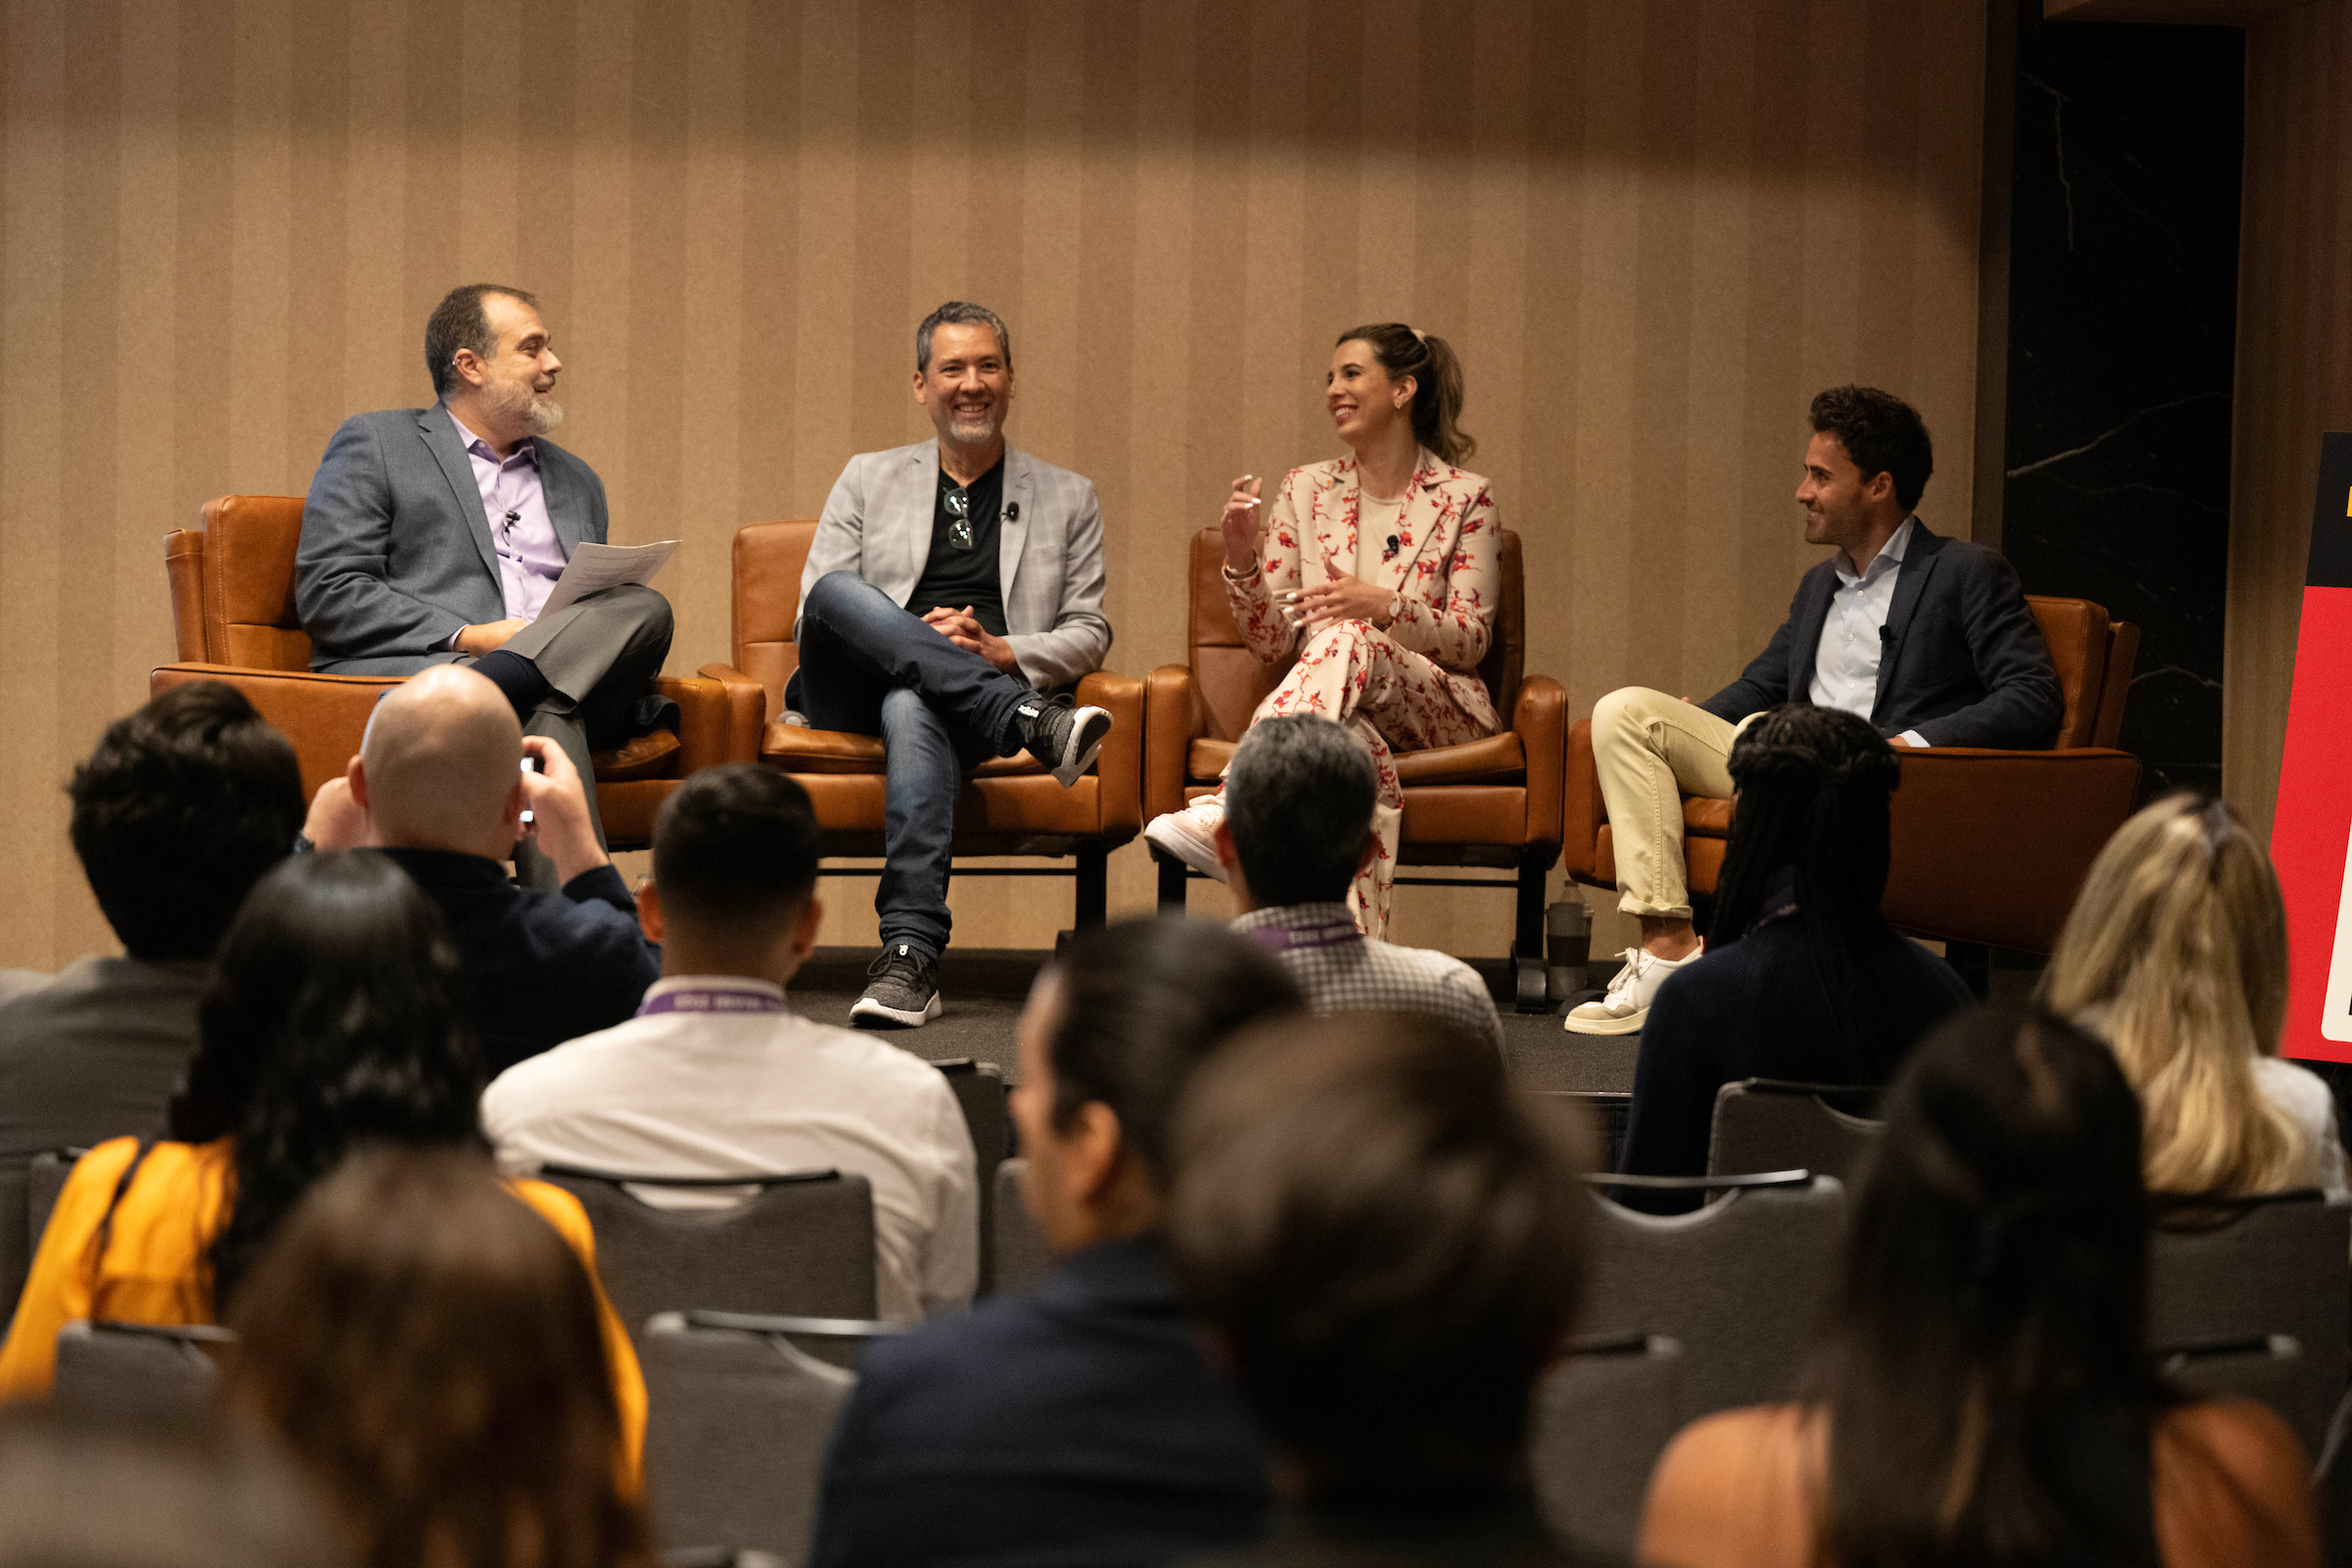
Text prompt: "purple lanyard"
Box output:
[[1247, 920, 1363, 954], [637, 984, 787, 1017]]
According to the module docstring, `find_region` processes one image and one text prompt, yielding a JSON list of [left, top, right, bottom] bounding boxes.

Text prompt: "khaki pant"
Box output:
[[1591, 686, 1757, 919]]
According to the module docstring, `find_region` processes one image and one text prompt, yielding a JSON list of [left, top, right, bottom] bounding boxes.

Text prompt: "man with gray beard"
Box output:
[[295, 284, 674, 881]]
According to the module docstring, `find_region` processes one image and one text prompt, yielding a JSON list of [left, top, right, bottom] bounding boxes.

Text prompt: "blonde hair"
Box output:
[[2035, 793, 2311, 1197]]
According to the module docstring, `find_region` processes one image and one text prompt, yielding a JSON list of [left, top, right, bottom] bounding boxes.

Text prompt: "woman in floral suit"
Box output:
[[1145, 322, 1503, 937]]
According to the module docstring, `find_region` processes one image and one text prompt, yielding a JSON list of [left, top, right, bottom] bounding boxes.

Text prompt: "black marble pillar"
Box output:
[[1996, 15, 2242, 799]]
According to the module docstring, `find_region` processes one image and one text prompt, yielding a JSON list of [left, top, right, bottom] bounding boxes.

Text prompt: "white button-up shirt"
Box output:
[[480, 974, 980, 1321], [1807, 516, 1928, 748]]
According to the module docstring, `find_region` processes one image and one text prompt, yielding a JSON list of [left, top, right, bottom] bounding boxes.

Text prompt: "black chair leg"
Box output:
[[1154, 853, 1188, 913], [1074, 846, 1108, 930], [1513, 855, 1549, 1014]]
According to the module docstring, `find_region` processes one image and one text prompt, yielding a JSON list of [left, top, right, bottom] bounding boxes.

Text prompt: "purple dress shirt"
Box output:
[[458, 420, 567, 622]]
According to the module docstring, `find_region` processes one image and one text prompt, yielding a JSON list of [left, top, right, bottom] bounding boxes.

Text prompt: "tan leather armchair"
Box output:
[[152, 495, 730, 850], [1562, 597, 2144, 955], [695, 521, 1145, 933], [1145, 528, 1566, 1007]]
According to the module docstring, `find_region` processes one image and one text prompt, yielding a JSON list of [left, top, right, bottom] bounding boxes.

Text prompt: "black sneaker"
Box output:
[[1016, 694, 1113, 788], [851, 943, 942, 1028]]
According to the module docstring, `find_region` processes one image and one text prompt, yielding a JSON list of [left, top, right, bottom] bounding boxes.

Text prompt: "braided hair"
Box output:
[[1708, 705, 1905, 1083]]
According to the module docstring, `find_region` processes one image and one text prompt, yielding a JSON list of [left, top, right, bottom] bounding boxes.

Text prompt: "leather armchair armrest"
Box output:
[[1883, 746, 2143, 952], [1514, 676, 1567, 852], [1145, 664, 1203, 822], [164, 531, 209, 662], [1075, 671, 1146, 836], [1563, 717, 1605, 882], [150, 662, 401, 799], [697, 662, 769, 763], [654, 674, 730, 773]]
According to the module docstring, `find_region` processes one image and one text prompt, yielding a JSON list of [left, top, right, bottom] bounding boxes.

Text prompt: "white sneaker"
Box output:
[[1563, 945, 1699, 1035], [1144, 796, 1228, 884]]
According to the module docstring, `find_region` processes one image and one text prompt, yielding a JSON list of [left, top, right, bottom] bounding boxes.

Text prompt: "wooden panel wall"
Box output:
[[0, 0, 1987, 968], [2228, 0, 2352, 841]]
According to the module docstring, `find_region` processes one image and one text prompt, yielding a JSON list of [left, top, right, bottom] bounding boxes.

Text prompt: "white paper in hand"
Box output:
[[537, 540, 681, 618]]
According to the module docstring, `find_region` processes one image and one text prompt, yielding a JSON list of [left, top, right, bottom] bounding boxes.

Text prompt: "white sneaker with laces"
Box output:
[[1563, 945, 1699, 1035], [1144, 795, 1228, 884]]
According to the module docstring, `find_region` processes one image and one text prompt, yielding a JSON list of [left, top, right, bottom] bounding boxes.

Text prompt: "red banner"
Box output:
[[2274, 432, 2352, 1062]]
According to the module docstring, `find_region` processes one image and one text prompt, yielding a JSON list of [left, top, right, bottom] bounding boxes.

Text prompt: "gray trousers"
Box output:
[[472, 583, 675, 885]]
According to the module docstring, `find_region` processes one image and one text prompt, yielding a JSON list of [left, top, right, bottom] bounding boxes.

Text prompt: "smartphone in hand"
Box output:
[[519, 756, 538, 826]]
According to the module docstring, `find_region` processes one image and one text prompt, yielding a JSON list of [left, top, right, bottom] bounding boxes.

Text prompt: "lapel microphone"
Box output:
[[1006, 503, 1019, 521], [1387, 534, 1400, 555]]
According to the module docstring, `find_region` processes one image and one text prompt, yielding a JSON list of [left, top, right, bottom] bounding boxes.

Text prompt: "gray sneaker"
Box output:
[[851, 943, 942, 1029], [1016, 694, 1113, 788]]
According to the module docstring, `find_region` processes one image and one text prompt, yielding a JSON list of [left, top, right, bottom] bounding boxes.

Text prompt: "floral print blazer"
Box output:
[[1222, 449, 1503, 730]]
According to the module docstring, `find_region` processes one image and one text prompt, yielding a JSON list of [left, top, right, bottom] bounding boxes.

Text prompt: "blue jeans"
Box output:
[[792, 571, 1033, 957]]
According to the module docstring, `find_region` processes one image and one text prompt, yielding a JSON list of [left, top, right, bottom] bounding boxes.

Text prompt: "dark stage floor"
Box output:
[[790, 947, 1639, 1094]]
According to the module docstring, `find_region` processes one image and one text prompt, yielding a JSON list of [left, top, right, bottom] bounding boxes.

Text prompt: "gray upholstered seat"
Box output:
[[1706, 1080, 1884, 1184], [538, 1169, 876, 1339], [54, 1320, 229, 1414], [1578, 1174, 1847, 1418], [2148, 1192, 2350, 1454], [991, 1158, 1054, 1297], [641, 1312, 858, 1561], [1531, 1333, 1686, 1557]]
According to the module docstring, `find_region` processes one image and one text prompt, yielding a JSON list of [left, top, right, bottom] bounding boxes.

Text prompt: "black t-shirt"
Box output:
[[906, 457, 1007, 637]]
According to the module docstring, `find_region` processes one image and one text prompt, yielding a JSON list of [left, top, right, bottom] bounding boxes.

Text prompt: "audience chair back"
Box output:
[[53, 1321, 229, 1415], [26, 1150, 73, 1263], [991, 1158, 1054, 1297], [2156, 1335, 2308, 1430], [676, 1309, 908, 1373], [640, 1312, 855, 1562], [2147, 1192, 2351, 1455], [1531, 1334, 1686, 1558], [938, 1060, 1010, 1293], [1706, 1081, 1885, 1184], [538, 1169, 876, 1340], [2317, 1384, 2352, 1567], [1578, 1174, 1846, 1418], [0, 1163, 29, 1318]]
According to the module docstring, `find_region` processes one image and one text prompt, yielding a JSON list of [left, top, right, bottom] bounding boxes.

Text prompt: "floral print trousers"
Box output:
[[1213, 617, 1499, 938]]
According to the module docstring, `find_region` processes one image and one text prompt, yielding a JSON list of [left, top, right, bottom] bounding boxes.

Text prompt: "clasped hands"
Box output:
[[1218, 472, 1396, 635], [922, 606, 1019, 673]]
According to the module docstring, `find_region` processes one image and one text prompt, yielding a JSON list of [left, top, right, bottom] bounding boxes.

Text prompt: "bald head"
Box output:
[[357, 666, 527, 855]]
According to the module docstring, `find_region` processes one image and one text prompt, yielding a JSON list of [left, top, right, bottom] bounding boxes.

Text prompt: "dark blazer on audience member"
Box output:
[[294, 404, 611, 675], [0, 956, 208, 1161], [376, 848, 659, 1080], [810, 1234, 1272, 1568], [1618, 900, 1975, 1212], [1698, 520, 2062, 749]]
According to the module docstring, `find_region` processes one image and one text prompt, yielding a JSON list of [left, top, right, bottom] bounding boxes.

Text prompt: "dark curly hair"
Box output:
[[68, 682, 305, 963], [1709, 705, 1905, 1082], [176, 851, 485, 1307], [1810, 384, 1935, 512]]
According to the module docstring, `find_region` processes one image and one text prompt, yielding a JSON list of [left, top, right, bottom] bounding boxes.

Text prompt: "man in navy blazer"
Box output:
[[294, 284, 674, 880], [1567, 385, 2060, 1036]]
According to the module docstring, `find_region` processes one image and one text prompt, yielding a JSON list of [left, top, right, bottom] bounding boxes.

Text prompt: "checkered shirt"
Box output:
[[1231, 903, 1504, 1053]]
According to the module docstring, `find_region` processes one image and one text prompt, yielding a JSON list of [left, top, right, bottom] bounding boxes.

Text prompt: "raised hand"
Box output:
[[1220, 474, 1264, 573]]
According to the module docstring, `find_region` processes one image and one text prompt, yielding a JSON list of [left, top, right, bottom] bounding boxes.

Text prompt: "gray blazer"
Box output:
[[295, 404, 611, 674], [799, 440, 1112, 691]]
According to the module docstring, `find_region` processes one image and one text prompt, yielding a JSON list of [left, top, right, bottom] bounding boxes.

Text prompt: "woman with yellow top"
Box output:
[[0, 851, 647, 1478]]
